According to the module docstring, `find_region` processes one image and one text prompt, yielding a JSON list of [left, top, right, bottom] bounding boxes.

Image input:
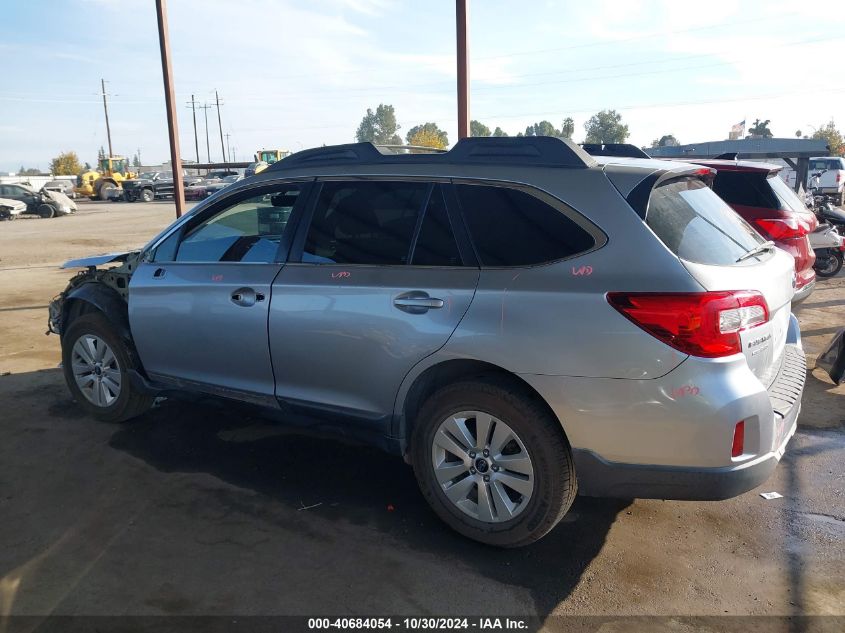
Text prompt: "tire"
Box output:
[[140, 188, 154, 203], [814, 250, 844, 278], [62, 312, 154, 423], [37, 203, 56, 219], [98, 182, 116, 201], [411, 379, 576, 547], [123, 192, 136, 202]]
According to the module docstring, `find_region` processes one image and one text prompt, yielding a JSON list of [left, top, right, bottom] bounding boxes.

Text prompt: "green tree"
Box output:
[[470, 120, 491, 137], [17, 166, 41, 176], [524, 120, 560, 137], [746, 118, 773, 138], [492, 126, 508, 137], [406, 122, 448, 148], [132, 153, 141, 169], [560, 117, 575, 140], [811, 120, 844, 156], [355, 104, 402, 145], [650, 134, 680, 148], [584, 109, 630, 143], [97, 146, 106, 161], [49, 151, 82, 176]]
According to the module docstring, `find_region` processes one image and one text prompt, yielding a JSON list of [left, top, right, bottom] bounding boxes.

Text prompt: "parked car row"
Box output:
[[0, 182, 77, 219], [49, 137, 811, 547], [185, 174, 243, 200]]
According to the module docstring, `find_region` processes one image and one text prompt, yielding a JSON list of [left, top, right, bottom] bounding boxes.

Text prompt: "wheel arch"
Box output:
[[395, 357, 567, 456]]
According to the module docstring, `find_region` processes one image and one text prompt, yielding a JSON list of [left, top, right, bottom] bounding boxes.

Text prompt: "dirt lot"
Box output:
[[0, 201, 843, 628]]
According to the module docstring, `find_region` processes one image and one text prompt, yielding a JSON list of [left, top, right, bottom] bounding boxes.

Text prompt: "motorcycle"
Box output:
[[810, 222, 845, 277], [808, 170, 845, 230]]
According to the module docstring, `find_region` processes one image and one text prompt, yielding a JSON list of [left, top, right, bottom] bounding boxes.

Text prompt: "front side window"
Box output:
[[647, 178, 765, 266], [455, 183, 595, 266], [174, 187, 300, 263], [303, 181, 428, 265]]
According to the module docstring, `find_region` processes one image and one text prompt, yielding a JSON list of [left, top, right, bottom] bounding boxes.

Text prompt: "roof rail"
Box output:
[[266, 137, 595, 172], [714, 152, 739, 160], [377, 144, 447, 154], [580, 143, 651, 159]]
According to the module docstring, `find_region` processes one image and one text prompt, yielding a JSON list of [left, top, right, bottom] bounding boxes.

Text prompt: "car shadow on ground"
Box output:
[[105, 394, 630, 614]]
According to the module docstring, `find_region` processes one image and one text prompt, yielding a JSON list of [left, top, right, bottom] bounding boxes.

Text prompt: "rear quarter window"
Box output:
[[455, 184, 596, 267], [647, 178, 765, 266]]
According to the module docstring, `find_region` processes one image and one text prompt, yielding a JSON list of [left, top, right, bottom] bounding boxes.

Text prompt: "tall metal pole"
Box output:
[[215, 90, 227, 163], [100, 78, 113, 158], [187, 94, 200, 164], [225, 133, 232, 164], [456, 0, 470, 140], [199, 104, 212, 163], [155, 0, 185, 218]]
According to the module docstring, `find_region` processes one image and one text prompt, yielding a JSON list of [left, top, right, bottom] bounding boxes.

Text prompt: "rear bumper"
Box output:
[[572, 343, 804, 500], [792, 278, 816, 304], [520, 315, 806, 501]]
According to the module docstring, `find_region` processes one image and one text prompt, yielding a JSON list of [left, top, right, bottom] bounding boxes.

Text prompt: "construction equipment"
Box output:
[[255, 149, 289, 165], [74, 156, 136, 200]]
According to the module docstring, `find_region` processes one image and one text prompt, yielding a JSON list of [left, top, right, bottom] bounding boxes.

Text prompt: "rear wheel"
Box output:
[[62, 313, 154, 423], [98, 182, 116, 201], [37, 203, 55, 219], [411, 380, 576, 547], [815, 249, 844, 278]]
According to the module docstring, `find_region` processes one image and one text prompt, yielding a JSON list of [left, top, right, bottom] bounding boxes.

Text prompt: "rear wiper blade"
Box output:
[[736, 241, 775, 263]]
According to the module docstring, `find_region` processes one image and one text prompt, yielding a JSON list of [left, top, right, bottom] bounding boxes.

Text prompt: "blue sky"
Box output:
[[2, 0, 844, 172]]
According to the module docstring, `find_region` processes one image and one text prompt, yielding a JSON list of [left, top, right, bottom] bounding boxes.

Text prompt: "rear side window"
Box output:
[[712, 171, 777, 209], [647, 178, 765, 265], [455, 184, 595, 266], [303, 181, 428, 265]]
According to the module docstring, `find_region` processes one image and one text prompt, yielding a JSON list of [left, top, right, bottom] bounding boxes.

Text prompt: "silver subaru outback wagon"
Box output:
[[49, 137, 804, 547]]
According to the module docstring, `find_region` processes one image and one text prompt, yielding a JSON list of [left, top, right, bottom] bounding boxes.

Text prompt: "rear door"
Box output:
[[647, 177, 795, 385], [269, 179, 479, 427], [129, 182, 308, 403]]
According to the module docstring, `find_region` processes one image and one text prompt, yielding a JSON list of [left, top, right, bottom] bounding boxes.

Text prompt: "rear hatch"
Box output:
[[645, 176, 795, 386]]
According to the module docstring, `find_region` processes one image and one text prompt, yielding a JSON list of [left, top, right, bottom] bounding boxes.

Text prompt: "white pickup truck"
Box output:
[[807, 156, 845, 205]]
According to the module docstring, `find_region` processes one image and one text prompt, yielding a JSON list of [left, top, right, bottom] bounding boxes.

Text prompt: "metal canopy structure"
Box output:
[[648, 138, 831, 191]]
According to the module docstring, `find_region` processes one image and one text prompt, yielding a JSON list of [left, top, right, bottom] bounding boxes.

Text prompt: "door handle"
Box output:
[[393, 291, 444, 314], [231, 287, 260, 307], [153, 267, 166, 278]]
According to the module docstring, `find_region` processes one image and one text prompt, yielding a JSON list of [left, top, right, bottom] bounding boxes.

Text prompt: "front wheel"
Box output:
[[62, 313, 154, 422], [98, 182, 116, 201], [411, 380, 576, 547], [37, 203, 55, 219], [140, 188, 154, 203], [814, 249, 844, 278]]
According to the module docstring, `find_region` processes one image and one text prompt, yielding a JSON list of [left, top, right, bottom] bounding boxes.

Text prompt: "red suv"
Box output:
[[691, 160, 816, 303]]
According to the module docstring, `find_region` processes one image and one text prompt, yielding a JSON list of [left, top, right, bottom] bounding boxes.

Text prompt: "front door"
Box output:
[[270, 180, 479, 429], [129, 183, 308, 404]]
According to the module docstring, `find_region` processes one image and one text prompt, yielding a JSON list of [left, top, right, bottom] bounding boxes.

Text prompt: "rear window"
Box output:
[[455, 184, 595, 266], [712, 171, 777, 209], [647, 178, 765, 265], [810, 158, 843, 171], [768, 174, 807, 214]]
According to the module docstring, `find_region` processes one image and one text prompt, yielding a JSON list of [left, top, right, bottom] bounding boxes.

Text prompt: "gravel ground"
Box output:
[[0, 200, 842, 628]]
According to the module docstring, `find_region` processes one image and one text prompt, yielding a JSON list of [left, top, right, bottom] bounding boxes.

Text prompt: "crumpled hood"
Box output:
[[41, 188, 77, 210], [62, 251, 136, 269]]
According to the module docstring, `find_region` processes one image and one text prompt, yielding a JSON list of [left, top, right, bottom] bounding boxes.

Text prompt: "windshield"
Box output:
[[138, 172, 157, 180], [768, 174, 807, 213], [647, 177, 765, 265]]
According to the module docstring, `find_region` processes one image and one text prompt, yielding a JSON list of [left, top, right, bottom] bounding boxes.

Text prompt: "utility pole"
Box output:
[[186, 94, 200, 164], [224, 133, 232, 164], [198, 103, 212, 163], [155, 0, 185, 218], [137, 147, 142, 170], [214, 90, 227, 163], [456, 0, 470, 140], [100, 78, 113, 157]]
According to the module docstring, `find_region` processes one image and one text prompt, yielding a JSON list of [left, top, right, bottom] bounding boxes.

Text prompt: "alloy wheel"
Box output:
[[71, 334, 121, 407], [431, 410, 534, 523]]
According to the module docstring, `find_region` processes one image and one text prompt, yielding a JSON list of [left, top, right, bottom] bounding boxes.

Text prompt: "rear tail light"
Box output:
[[731, 421, 745, 457], [606, 291, 769, 358], [752, 217, 808, 239]]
